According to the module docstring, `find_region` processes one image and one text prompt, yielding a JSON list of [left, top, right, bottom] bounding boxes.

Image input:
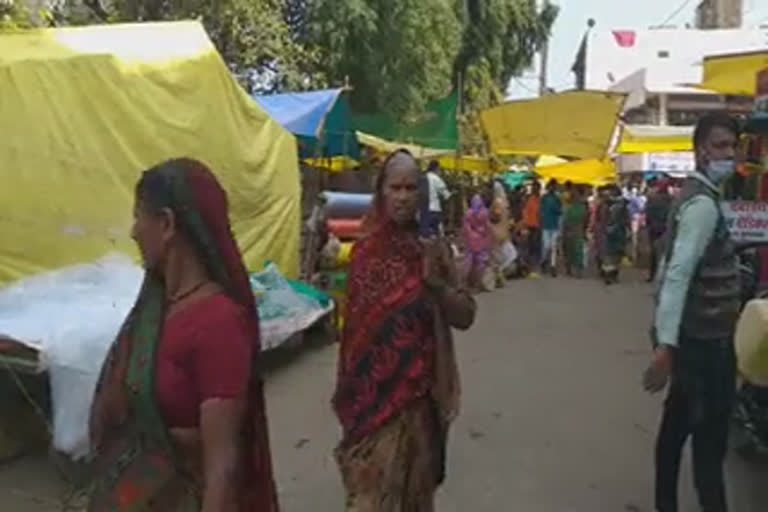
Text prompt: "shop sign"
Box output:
[[643, 152, 695, 174], [722, 201, 768, 242]]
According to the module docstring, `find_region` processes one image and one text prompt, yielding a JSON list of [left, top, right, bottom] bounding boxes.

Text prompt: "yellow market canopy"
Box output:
[[356, 131, 453, 159], [698, 50, 768, 96], [535, 158, 616, 186], [618, 124, 693, 154], [0, 21, 300, 284], [437, 155, 494, 175], [303, 156, 360, 172], [480, 90, 626, 160]]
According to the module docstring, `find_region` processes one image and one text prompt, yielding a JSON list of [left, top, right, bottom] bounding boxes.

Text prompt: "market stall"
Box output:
[[0, 21, 321, 462], [480, 90, 627, 160]]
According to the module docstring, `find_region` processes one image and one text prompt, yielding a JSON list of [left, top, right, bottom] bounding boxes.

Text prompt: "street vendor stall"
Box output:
[[480, 90, 626, 160], [0, 21, 324, 462], [535, 157, 616, 186]]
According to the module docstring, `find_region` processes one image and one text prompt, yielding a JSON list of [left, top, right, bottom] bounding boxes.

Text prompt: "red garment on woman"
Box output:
[[333, 220, 436, 446], [156, 293, 252, 429], [89, 160, 279, 512]]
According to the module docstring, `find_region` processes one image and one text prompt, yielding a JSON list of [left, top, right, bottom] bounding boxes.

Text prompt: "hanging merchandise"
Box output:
[[322, 192, 373, 219]]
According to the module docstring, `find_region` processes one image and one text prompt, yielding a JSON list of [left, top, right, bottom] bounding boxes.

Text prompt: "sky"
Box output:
[[507, 0, 768, 100]]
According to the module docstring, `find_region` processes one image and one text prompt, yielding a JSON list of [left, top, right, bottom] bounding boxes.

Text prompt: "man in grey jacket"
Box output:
[[644, 113, 741, 512]]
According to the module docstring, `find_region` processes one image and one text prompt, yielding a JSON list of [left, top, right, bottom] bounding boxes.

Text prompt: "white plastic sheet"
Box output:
[[0, 254, 142, 459], [0, 255, 332, 459]]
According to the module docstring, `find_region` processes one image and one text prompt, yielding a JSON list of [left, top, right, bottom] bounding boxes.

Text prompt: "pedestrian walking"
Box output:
[[598, 185, 630, 284], [490, 180, 512, 287], [540, 180, 563, 276], [562, 187, 588, 278], [333, 149, 476, 512], [462, 193, 493, 291], [643, 113, 741, 512], [88, 159, 279, 511], [645, 179, 673, 282], [522, 182, 542, 268], [419, 160, 451, 238]]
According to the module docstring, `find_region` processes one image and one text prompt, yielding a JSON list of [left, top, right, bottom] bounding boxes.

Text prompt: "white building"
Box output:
[[572, 27, 768, 125]]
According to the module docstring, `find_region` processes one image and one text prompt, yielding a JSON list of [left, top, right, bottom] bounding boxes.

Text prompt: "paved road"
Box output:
[[3, 272, 768, 511]]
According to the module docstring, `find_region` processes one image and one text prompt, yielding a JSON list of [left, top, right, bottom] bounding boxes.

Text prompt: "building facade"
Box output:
[[696, 0, 743, 29]]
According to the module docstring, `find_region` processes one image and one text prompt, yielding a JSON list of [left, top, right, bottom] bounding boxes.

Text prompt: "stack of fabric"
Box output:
[[316, 192, 372, 330]]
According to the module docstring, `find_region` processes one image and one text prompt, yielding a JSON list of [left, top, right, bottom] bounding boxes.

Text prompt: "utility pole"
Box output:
[[539, 0, 550, 96]]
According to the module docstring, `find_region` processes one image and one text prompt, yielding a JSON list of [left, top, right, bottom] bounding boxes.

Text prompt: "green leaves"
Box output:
[[455, 0, 559, 153], [0, 1, 35, 31], [305, 0, 461, 119], [103, 0, 323, 93], [3, 0, 556, 154]]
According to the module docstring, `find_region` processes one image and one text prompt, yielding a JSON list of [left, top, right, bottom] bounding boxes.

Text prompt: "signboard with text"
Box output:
[[643, 151, 695, 174], [722, 201, 768, 242]]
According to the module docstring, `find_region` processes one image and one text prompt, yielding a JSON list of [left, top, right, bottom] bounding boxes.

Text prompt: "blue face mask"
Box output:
[[706, 159, 736, 185]]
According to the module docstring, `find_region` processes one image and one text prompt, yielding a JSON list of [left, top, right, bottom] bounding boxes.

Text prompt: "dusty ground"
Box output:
[[3, 271, 768, 511]]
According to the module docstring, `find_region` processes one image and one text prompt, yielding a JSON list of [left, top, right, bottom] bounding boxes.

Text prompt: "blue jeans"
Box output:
[[541, 228, 559, 268]]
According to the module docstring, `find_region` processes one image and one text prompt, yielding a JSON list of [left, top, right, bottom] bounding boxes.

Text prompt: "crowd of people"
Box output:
[[444, 172, 677, 289], [80, 114, 743, 512]]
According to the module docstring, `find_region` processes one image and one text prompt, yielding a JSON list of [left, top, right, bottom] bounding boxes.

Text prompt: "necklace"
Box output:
[[167, 281, 209, 305]]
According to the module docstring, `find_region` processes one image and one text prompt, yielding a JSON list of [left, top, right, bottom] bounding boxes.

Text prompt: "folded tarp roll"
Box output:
[[327, 218, 364, 240], [322, 192, 372, 219]]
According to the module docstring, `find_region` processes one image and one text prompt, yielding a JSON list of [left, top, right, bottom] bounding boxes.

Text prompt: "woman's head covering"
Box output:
[[90, 158, 278, 511], [363, 148, 419, 233], [471, 193, 485, 213], [463, 194, 491, 252]]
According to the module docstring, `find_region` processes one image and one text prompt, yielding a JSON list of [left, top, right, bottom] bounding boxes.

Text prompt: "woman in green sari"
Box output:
[[562, 187, 588, 278]]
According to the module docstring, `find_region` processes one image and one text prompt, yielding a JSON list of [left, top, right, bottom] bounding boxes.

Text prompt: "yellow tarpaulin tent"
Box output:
[[535, 158, 616, 186], [0, 21, 300, 285], [617, 125, 693, 154], [480, 90, 626, 160], [302, 156, 360, 172], [698, 50, 768, 96], [437, 155, 494, 174], [356, 131, 454, 159]]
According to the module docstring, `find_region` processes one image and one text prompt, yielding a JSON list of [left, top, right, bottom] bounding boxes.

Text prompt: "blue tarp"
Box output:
[[253, 89, 359, 159], [254, 89, 342, 137]]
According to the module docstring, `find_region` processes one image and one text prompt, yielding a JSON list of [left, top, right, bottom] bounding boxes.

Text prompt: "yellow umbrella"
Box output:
[[480, 90, 626, 160]]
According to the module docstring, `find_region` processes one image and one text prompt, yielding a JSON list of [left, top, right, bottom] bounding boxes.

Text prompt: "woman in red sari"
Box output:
[[333, 150, 476, 511], [88, 158, 279, 511]]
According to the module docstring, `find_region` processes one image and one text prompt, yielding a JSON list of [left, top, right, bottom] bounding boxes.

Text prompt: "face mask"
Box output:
[[706, 159, 735, 185]]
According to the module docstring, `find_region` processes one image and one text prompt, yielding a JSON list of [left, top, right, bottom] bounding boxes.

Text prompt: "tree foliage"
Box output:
[[302, 0, 556, 150], [103, 0, 322, 92], [0, 0, 35, 31], [3, 0, 557, 151], [455, 0, 558, 154], [304, 0, 462, 120]]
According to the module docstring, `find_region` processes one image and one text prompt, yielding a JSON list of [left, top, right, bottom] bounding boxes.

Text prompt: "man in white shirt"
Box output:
[[420, 160, 451, 237]]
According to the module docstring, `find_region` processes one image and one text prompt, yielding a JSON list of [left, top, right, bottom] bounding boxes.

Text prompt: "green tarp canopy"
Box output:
[[350, 92, 458, 151]]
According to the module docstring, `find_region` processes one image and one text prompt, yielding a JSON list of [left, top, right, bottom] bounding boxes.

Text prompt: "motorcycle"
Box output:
[[731, 243, 768, 459]]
